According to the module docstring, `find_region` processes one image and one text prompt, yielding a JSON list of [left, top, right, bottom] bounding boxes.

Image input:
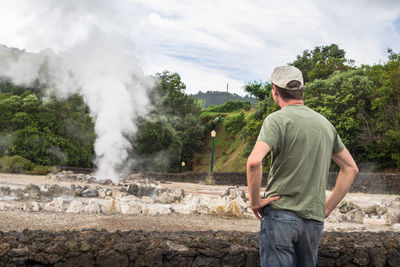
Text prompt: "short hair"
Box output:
[[274, 80, 303, 101]]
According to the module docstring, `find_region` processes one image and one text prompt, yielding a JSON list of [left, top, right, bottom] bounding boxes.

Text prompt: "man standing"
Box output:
[[247, 66, 358, 267]]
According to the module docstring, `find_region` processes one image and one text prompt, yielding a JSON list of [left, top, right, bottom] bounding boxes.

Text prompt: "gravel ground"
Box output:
[[0, 173, 399, 233]]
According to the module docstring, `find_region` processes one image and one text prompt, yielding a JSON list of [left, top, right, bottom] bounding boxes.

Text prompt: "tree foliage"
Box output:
[[133, 71, 204, 171], [304, 69, 374, 159], [0, 84, 95, 167], [243, 81, 271, 101], [290, 44, 354, 82]]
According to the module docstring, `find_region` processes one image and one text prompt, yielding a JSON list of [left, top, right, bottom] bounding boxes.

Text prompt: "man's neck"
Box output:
[[279, 99, 304, 109]]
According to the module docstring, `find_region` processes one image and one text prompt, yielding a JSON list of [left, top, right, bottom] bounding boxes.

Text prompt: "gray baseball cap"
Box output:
[[269, 65, 304, 90]]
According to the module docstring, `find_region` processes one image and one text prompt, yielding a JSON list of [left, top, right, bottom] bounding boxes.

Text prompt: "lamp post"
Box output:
[[210, 130, 216, 173], [181, 161, 185, 173]]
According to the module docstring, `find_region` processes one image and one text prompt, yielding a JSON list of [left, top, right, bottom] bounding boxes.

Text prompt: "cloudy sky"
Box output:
[[0, 0, 400, 95]]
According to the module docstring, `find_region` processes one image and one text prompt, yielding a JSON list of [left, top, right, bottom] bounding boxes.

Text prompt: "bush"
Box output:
[[223, 111, 246, 135], [204, 100, 251, 113], [0, 155, 33, 173], [29, 165, 52, 175]]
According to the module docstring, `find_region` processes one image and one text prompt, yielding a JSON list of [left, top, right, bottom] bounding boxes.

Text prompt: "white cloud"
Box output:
[[0, 0, 400, 95]]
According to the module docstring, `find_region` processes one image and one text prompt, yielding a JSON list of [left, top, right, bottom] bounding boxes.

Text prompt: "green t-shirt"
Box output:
[[257, 105, 345, 222]]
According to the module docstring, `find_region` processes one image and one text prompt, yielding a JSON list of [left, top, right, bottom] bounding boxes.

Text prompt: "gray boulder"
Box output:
[[79, 187, 98, 198], [127, 183, 157, 198], [0, 186, 10, 196], [24, 184, 41, 200], [340, 209, 364, 224], [364, 204, 388, 217], [385, 208, 400, 226], [339, 200, 360, 214]]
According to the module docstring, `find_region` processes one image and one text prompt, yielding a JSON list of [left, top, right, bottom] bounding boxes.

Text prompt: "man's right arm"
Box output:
[[325, 148, 359, 218]]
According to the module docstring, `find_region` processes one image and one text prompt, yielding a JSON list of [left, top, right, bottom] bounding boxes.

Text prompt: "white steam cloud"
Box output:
[[0, 30, 152, 181]]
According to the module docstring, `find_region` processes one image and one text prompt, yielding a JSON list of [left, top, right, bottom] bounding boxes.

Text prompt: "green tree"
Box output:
[[363, 50, 400, 168], [243, 81, 271, 101], [291, 44, 354, 83], [133, 71, 205, 171], [0, 80, 95, 168], [304, 69, 374, 159]]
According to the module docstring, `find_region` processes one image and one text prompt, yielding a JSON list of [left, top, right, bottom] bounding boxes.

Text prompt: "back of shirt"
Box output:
[[257, 105, 344, 221]]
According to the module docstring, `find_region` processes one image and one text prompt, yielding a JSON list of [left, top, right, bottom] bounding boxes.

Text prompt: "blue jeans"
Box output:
[[260, 206, 324, 267]]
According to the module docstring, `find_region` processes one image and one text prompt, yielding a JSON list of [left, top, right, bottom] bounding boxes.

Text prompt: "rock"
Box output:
[[24, 183, 41, 199], [385, 208, 400, 225], [369, 247, 386, 267], [387, 249, 400, 267], [339, 200, 360, 213], [97, 188, 107, 198], [141, 196, 155, 204], [0, 186, 10, 196], [240, 190, 246, 199], [47, 184, 62, 197], [376, 205, 388, 216], [44, 197, 64, 212], [98, 199, 117, 214], [10, 246, 29, 257], [106, 190, 112, 197], [12, 188, 24, 199], [364, 204, 378, 215], [127, 183, 157, 198], [172, 189, 185, 202], [390, 223, 400, 231], [233, 196, 248, 210], [155, 192, 175, 204], [98, 179, 113, 185], [353, 246, 370, 266], [0, 243, 10, 257], [85, 199, 101, 213], [61, 186, 74, 196], [119, 201, 142, 214], [63, 170, 74, 176], [143, 204, 171, 215], [192, 255, 220, 267], [340, 209, 364, 224], [112, 190, 128, 200], [226, 200, 243, 217], [394, 196, 400, 202], [66, 200, 84, 213], [225, 187, 238, 198], [364, 204, 388, 217], [24, 201, 41, 212], [80, 187, 98, 198], [170, 203, 196, 215]]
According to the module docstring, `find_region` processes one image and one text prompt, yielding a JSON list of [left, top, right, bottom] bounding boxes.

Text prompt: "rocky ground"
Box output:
[[0, 172, 399, 233]]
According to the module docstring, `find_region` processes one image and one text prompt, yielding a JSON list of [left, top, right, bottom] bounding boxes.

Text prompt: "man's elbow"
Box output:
[[246, 158, 262, 170], [345, 164, 359, 178], [352, 165, 359, 176]]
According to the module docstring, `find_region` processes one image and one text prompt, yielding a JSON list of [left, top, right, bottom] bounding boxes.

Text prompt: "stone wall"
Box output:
[[141, 172, 400, 195], [0, 229, 399, 266]]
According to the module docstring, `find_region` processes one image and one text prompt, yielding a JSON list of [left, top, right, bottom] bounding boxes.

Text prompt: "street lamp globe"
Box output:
[[211, 130, 216, 138]]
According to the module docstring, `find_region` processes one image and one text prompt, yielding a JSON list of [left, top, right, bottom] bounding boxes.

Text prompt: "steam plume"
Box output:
[[0, 30, 152, 181]]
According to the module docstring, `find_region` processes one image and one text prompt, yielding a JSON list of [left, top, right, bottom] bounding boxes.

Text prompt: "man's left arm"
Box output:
[[247, 141, 280, 219]]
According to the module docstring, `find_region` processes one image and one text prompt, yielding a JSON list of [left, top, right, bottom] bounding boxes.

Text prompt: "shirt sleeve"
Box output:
[[333, 131, 345, 153], [257, 115, 280, 151]]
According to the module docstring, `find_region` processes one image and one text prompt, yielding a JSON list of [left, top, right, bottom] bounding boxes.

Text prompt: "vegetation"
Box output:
[[0, 82, 95, 173], [1, 44, 400, 173], [192, 91, 257, 107], [132, 71, 205, 172]]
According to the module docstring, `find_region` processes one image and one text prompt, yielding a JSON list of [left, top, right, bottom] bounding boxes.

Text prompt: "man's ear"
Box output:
[[272, 84, 279, 96]]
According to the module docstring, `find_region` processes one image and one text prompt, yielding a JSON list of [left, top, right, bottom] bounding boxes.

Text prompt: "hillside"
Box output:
[[191, 91, 258, 108], [191, 107, 251, 173]]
